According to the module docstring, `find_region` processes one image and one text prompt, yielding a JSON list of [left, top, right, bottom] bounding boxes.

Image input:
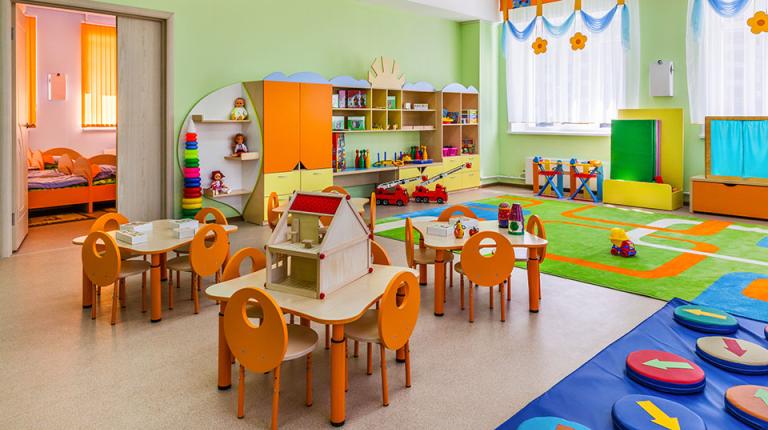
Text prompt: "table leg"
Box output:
[[218, 302, 232, 390], [330, 324, 346, 427], [160, 252, 168, 282], [527, 249, 540, 313], [82, 270, 92, 308], [150, 254, 163, 322], [434, 249, 446, 316]]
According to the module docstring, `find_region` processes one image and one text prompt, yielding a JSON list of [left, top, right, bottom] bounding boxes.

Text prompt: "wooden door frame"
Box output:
[[0, 0, 174, 258]]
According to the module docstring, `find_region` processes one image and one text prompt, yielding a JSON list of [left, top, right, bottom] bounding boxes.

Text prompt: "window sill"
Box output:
[[82, 127, 116, 132], [507, 127, 611, 137]]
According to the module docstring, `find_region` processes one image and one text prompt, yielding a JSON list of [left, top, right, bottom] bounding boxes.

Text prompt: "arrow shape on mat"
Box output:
[[756, 388, 768, 407], [637, 400, 681, 430], [723, 338, 747, 357], [683, 308, 726, 320], [555, 425, 574, 430], [643, 359, 694, 370]]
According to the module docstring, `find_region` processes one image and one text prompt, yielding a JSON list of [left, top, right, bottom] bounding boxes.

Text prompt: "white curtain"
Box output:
[[687, 0, 768, 124], [505, 0, 639, 126]]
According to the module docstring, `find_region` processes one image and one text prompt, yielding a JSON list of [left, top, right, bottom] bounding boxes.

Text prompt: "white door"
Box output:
[[116, 16, 166, 221], [13, 8, 31, 250]]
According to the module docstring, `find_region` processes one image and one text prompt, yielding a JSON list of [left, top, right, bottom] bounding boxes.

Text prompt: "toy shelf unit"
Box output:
[[691, 116, 768, 220], [179, 82, 262, 217], [266, 192, 371, 299], [435, 84, 481, 192], [331, 85, 438, 133]]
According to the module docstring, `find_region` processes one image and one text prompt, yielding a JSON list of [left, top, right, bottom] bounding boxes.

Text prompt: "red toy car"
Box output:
[[375, 185, 409, 206], [611, 240, 637, 257]]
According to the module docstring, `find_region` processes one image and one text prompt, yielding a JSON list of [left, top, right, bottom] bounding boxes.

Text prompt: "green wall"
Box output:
[[496, 0, 701, 193]]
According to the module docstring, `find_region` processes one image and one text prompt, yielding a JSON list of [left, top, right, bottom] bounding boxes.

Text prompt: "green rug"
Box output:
[[375, 195, 768, 321]]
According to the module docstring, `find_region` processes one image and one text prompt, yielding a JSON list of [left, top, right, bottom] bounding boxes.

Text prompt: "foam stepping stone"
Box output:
[[673, 304, 739, 334], [696, 336, 768, 375], [725, 385, 768, 429], [516, 416, 591, 430], [612, 394, 706, 430], [626, 350, 706, 394]]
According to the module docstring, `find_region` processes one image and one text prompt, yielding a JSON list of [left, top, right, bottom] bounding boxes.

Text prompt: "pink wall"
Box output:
[[27, 6, 116, 157]]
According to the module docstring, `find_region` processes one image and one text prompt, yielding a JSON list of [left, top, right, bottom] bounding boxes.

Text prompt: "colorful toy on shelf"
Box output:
[[610, 228, 637, 257], [231, 133, 248, 156], [508, 203, 524, 236], [568, 158, 604, 202], [230, 97, 248, 120], [411, 163, 471, 204], [442, 108, 459, 124], [498, 203, 511, 229], [462, 139, 475, 154], [208, 170, 230, 196], [182, 127, 203, 218], [332, 133, 346, 172], [453, 220, 465, 239], [532, 156, 565, 199]]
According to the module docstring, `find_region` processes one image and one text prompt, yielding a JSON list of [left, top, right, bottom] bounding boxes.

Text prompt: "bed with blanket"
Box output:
[[27, 148, 117, 213]]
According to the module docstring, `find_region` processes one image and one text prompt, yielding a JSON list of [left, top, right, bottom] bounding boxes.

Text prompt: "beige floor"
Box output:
[[2, 186, 688, 429]]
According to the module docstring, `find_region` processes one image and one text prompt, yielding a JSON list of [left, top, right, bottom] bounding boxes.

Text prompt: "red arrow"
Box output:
[[556, 425, 574, 430], [723, 338, 747, 357]]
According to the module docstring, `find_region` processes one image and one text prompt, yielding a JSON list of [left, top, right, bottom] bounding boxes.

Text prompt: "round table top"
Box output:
[[412, 219, 547, 251], [274, 197, 369, 214]]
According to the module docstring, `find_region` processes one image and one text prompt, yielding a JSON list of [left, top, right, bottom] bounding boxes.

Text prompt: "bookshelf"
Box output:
[[331, 86, 438, 133]]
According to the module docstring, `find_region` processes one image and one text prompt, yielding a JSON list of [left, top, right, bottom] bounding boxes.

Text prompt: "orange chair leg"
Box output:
[[91, 284, 97, 320], [507, 276, 511, 302], [404, 341, 412, 388], [237, 365, 245, 418], [367, 343, 373, 375], [500, 284, 506, 322], [325, 325, 330, 350], [489, 286, 494, 310], [176, 271, 181, 289], [190, 273, 196, 300], [119, 279, 126, 309], [168, 279, 174, 310], [306, 353, 313, 407], [345, 342, 349, 392], [272, 366, 281, 430], [449, 261, 453, 288], [193, 275, 200, 314], [468, 282, 474, 323], [110, 283, 119, 325], [168, 270, 173, 286], [460, 276, 465, 310], [380, 344, 389, 406]]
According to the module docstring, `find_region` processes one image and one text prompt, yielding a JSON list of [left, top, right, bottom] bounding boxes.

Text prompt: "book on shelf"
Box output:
[[116, 230, 149, 245], [119, 222, 153, 233]]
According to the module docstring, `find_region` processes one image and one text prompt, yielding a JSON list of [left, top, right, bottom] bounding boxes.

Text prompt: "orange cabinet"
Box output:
[[263, 81, 300, 174], [691, 177, 768, 220], [300, 83, 332, 169]]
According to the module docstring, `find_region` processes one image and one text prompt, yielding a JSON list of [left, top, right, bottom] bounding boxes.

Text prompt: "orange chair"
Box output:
[[437, 205, 479, 289], [366, 191, 376, 234], [267, 192, 281, 230], [222, 247, 279, 320], [81, 231, 150, 325], [371, 240, 391, 265], [224, 287, 318, 429], [322, 185, 349, 195], [514, 214, 547, 302], [459, 231, 515, 323], [166, 224, 229, 313], [90, 212, 144, 261], [174, 207, 228, 255], [346, 271, 420, 406], [404, 218, 453, 285]]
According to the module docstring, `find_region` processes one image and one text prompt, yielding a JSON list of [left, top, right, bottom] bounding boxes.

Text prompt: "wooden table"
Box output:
[[274, 197, 369, 215], [73, 220, 238, 322], [205, 264, 416, 427], [412, 220, 548, 315]]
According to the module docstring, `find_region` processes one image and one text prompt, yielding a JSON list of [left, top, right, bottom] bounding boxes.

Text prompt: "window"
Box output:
[[81, 23, 116, 127], [687, 0, 768, 123], [503, 0, 638, 134], [27, 15, 37, 127]]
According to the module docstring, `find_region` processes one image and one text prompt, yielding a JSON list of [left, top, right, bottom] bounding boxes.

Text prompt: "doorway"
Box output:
[[0, 0, 174, 257]]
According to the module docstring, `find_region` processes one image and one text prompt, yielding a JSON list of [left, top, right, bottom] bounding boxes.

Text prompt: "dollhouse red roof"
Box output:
[[289, 194, 343, 215]]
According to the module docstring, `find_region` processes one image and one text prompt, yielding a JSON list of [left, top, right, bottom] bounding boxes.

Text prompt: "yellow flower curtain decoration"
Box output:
[[502, 0, 630, 56], [747, 10, 768, 34]]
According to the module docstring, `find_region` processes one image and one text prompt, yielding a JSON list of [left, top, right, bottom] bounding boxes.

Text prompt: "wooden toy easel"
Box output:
[[532, 156, 565, 199], [568, 159, 604, 202]]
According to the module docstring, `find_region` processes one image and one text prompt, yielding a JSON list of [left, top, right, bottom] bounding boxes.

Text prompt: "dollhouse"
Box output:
[[265, 192, 371, 299]]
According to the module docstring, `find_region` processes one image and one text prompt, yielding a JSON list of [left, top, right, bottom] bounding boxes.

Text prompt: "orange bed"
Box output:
[[28, 148, 116, 213]]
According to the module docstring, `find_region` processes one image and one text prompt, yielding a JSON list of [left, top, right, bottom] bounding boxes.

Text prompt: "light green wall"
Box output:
[[496, 0, 700, 192]]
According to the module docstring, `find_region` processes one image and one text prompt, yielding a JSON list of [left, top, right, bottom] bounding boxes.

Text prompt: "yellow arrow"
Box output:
[[683, 308, 726, 320], [637, 400, 681, 430]]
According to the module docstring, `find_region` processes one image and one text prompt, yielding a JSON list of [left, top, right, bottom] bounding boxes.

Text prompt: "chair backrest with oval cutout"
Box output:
[[461, 231, 515, 287], [224, 287, 288, 373], [404, 218, 415, 268], [82, 231, 121, 287], [267, 192, 280, 230], [526, 215, 547, 263], [222, 247, 266, 281], [322, 185, 349, 195], [90, 212, 129, 233], [190, 224, 229, 277], [371, 240, 391, 265], [195, 207, 228, 225], [378, 271, 420, 350], [437, 205, 479, 222]]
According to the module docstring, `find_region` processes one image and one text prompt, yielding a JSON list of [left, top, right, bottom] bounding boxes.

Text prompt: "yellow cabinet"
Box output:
[[463, 154, 480, 172], [422, 165, 444, 190], [300, 168, 333, 192], [461, 170, 481, 189], [264, 170, 301, 196]]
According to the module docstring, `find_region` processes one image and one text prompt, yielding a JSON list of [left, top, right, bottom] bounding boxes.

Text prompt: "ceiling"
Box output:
[[361, 0, 500, 22]]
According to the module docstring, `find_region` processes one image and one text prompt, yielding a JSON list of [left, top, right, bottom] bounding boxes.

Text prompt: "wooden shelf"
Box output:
[[333, 108, 370, 111], [442, 123, 462, 126], [403, 109, 435, 112], [225, 153, 260, 161], [191, 114, 251, 124], [334, 128, 433, 134], [205, 189, 251, 199], [333, 162, 442, 177]]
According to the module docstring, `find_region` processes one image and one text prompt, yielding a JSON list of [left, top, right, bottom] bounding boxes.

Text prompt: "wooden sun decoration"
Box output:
[[368, 57, 406, 90]]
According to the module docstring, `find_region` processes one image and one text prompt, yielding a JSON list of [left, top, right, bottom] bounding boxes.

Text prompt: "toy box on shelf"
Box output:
[[266, 192, 371, 299]]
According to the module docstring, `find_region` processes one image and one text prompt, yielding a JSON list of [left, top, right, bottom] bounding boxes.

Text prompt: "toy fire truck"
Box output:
[[374, 175, 425, 206], [411, 163, 471, 204]]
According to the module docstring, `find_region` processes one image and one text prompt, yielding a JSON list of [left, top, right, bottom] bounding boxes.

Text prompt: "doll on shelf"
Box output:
[[232, 133, 248, 156], [209, 170, 230, 196], [230, 97, 248, 120]]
